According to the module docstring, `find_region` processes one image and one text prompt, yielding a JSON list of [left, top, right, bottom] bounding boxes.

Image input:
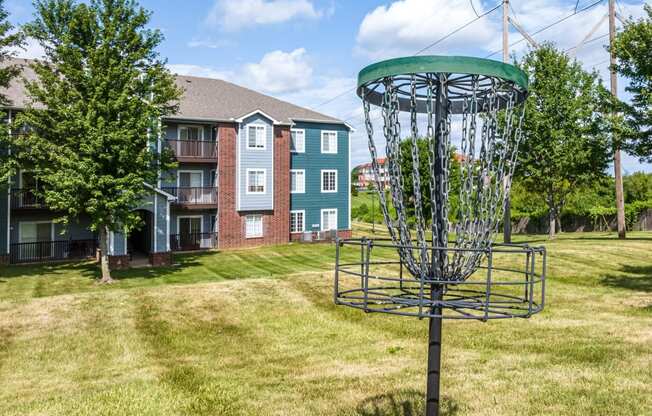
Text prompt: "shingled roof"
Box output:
[[1, 58, 346, 126]]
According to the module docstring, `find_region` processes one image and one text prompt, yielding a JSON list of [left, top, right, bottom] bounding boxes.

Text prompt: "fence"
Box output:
[[170, 232, 218, 251], [10, 239, 98, 264]]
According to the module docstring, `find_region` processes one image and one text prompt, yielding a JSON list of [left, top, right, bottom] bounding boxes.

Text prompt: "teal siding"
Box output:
[[290, 122, 350, 231]]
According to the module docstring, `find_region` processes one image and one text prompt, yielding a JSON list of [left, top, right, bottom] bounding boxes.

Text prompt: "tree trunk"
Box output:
[[98, 225, 113, 283], [556, 216, 562, 233], [548, 210, 556, 240]]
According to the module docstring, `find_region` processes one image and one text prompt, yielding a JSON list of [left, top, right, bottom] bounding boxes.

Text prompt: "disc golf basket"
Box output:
[[334, 56, 546, 416]]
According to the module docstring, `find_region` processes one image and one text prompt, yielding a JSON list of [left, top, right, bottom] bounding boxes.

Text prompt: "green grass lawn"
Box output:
[[1, 230, 651, 415]]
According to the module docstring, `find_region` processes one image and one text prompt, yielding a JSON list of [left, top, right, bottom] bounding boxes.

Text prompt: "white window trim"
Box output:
[[176, 170, 204, 188], [178, 124, 205, 141], [321, 169, 338, 193], [290, 210, 305, 233], [321, 130, 338, 154], [290, 169, 305, 194], [290, 128, 305, 153], [246, 124, 267, 150], [246, 168, 267, 195], [320, 209, 338, 232], [18, 220, 55, 243], [176, 215, 203, 235], [245, 214, 264, 238]]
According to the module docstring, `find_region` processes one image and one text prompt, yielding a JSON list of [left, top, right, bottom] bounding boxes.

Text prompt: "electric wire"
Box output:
[[310, 1, 503, 111], [484, 0, 605, 58]]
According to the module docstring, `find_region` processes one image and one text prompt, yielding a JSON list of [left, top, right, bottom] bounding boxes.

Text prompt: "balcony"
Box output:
[[170, 232, 217, 252], [166, 139, 217, 162], [162, 187, 218, 209], [11, 189, 47, 210], [10, 239, 97, 264]]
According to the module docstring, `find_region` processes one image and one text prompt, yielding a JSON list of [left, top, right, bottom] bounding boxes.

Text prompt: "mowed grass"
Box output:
[[0, 230, 651, 415]]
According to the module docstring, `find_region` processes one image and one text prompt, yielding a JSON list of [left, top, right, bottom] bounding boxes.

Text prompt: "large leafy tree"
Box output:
[[515, 44, 611, 239], [612, 4, 652, 161], [0, 0, 24, 182], [13, 0, 180, 282]]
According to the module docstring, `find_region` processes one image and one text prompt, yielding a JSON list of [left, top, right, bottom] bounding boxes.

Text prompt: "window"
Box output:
[[179, 125, 203, 141], [246, 169, 266, 194], [178, 216, 202, 236], [246, 214, 263, 238], [321, 170, 337, 193], [18, 221, 54, 260], [290, 211, 305, 233], [290, 169, 305, 193], [291, 129, 305, 153], [247, 124, 266, 149], [321, 209, 337, 231], [321, 131, 337, 154]]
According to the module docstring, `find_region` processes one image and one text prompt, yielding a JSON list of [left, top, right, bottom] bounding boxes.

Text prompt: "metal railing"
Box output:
[[10, 239, 98, 264], [162, 187, 217, 205], [166, 139, 217, 159], [10, 189, 46, 209], [170, 232, 217, 251]]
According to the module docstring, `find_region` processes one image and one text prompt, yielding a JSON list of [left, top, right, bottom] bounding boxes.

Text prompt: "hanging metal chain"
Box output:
[[361, 74, 525, 283]]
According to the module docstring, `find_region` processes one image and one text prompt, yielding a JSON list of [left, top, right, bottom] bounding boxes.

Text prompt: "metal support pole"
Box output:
[[425, 75, 448, 416], [426, 289, 443, 416], [609, 0, 626, 239], [502, 0, 512, 244]]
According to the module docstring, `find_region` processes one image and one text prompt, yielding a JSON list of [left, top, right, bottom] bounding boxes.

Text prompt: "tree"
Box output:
[[0, 0, 24, 182], [399, 138, 461, 226], [515, 45, 611, 239], [612, 5, 652, 161], [13, 0, 180, 282]]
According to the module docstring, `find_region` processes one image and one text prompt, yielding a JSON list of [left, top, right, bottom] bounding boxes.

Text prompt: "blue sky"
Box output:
[[6, 0, 652, 173]]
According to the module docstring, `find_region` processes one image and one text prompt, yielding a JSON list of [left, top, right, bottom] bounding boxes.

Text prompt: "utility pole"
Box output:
[[609, 0, 626, 239], [502, 0, 512, 243]]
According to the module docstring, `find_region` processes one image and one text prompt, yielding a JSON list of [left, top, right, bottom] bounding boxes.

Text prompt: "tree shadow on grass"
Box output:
[[0, 260, 99, 280], [601, 265, 652, 292], [356, 389, 459, 416], [113, 251, 213, 281]]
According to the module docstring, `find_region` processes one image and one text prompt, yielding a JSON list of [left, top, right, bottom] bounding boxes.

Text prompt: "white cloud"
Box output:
[[167, 64, 234, 81], [187, 38, 234, 49], [207, 0, 322, 32], [243, 48, 313, 94], [168, 48, 314, 95], [9, 37, 46, 60], [355, 0, 500, 59]]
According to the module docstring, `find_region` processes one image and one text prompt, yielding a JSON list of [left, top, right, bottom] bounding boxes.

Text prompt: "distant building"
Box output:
[[354, 158, 389, 189]]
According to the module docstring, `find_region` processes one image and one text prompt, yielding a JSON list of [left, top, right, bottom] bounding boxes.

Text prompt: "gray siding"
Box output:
[[170, 210, 216, 235], [164, 122, 214, 141], [161, 164, 217, 188], [9, 212, 95, 244], [238, 114, 274, 211], [132, 191, 171, 253]]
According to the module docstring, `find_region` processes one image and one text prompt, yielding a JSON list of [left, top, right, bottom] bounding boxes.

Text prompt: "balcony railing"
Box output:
[[170, 232, 217, 251], [163, 187, 217, 205], [166, 140, 217, 159], [10, 239, 97, 264], [11, 189, 46, 209]]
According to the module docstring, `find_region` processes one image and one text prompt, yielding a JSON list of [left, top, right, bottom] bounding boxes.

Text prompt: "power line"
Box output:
[[485, 0, 605, 58], [469, 0, 480, 18], [575, 0, 581, 13], [311, 1, 503, 111]]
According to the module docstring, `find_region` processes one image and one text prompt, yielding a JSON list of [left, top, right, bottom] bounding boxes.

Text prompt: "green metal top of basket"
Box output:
[[357, 55, 528, 92]]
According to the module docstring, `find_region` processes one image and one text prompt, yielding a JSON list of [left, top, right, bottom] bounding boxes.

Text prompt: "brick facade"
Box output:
[[108, 255, 130, 270], [217, 123, 291, 249], [149, 251, 173, 266]]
